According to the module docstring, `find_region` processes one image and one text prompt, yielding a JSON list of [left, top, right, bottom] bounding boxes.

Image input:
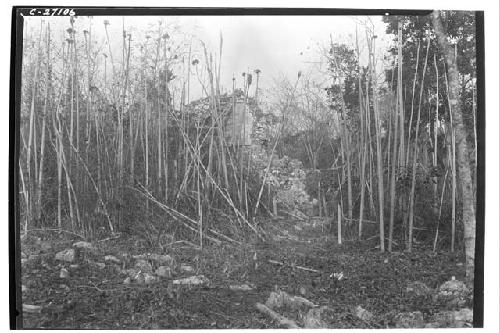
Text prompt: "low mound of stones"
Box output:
[[52, 241, 207, 287], [255, 278, 473, 329]]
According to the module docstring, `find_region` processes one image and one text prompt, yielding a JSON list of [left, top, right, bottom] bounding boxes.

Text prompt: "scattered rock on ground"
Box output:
[[229, 283, 255, 291], [180, 264, 194, 273], [265, 290, 317, 311], [144, 273, 158, 284], [20, 211, 471, 329], [112, 264, 123, 274], [104, 255, 120, 264], [59, 284, 70, 292], [405, 281, 431, 297], [426, 308, 472, 328], [136, 272, 158, 285], [73, 241, 93, 250], [132, 254, 175, 266], [355, 305, 373, 322], [437, 277, 469, 308], [134, 259, 153, 273], [255, 302, 299, 328], [426, 312, 453, 328], [39, 241, 52, 252], [438, 277, 468, 296], [55, 249, 76, 263], [135, 273, 145, 284], [453, 308, 473, 323], [23, 304, 43, 314], [59, 268, 70, 279], [155, 266, 173, 278], [95, 262, 106, 269], [173, 275, 210, 286], [303, 306, 331, 328], [123, 268, 138, 278], [394, 311, 424, 328]]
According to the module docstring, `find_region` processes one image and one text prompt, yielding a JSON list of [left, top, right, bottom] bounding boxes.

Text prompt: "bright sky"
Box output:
[[185, 15, 391, 91], [25, 15, 391, 99]]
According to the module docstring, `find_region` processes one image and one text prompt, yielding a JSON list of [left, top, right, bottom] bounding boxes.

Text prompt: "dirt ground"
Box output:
[[20, 217, 468, 329]]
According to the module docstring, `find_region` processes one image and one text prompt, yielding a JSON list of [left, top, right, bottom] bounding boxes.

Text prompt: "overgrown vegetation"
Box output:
[[18, 11, 478, 329]]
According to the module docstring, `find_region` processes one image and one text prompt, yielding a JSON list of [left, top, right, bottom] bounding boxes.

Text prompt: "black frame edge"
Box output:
[[472, 10, 485, 329], [10, 6, 23, 330]]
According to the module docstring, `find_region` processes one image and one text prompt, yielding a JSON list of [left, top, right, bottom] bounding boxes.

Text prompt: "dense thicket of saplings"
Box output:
[[19, 12, 477, 280]]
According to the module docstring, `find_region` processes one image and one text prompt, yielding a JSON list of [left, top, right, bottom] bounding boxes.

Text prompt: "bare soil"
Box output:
[[20, 217, 467, 329]]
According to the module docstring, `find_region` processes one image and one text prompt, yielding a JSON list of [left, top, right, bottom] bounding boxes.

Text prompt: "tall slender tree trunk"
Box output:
[[196, 120, 203, 248], [55, 102, 63, 229], [406, 41, 421, 166], [184, 43, 192, 187], [215, 36, 230, 191], [433, 169, 449, 252], [155, 33, 162, 196], [36, 23, 51, 222], [408, 36, 430, 252], [53, 41, 70, 230], [356, 28, 366, 238], [472, 81, 477, 171], [388, 83, 399, 252], [368, 34, 385, 252], [365, 78, 376, 216], [69, 27, 74, 172], [70, 17, 80, 188], [398, 28, 406, 170], [119, 33, 132, 189], [388, 97, 398, 253], [26, 21, 43, 227], [346, 132, 353, 221], [128, 34, 135, 184], [433, 54, 440, 219], [60, 138, 76, 229], [449, 127, 457, 253], [144, 61, 150, 212], [389, 18, 404, 251], [163, 35, 170, 202], [433, 9, 476, 276], [19, 159, 29, 233], [442, 66, 458, 255]]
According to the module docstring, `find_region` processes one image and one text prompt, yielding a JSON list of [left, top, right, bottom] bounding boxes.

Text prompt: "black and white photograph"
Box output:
[[8, 4, 497, 330]]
